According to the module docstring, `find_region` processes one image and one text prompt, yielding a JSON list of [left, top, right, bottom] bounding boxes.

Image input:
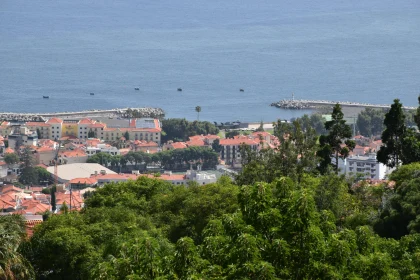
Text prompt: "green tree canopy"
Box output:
[[318, 104, 355, 174], [4, 152, 19, 165], [377, 99, 407, 168], [161, 118, 219, 143]]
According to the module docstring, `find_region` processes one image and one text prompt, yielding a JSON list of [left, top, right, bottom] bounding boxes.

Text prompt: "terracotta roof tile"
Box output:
[[69, 177, 98, 185], [46, 118, 63, 124], [26, 122, 50, 127], [78, 118, 95, 125]]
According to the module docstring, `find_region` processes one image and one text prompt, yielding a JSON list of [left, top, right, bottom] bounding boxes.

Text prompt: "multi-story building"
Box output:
[[219, 136, 259, 165], [8, 126, 38, 148], [46, 118, 63, 140], [26, 122, 50, 139], [0, 118, 162, 145], [102, 118, 161, 144], [337, 153, 394, 180]]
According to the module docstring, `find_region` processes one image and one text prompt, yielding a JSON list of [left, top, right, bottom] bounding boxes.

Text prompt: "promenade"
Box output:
[[0, 107, 165, 122]]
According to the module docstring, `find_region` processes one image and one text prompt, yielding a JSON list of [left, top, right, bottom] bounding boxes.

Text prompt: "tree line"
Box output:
[[87, 146, 219, 171], [161, 118, 219, 143]]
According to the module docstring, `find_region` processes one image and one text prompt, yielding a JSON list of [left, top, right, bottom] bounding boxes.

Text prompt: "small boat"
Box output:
[[43, 96, 49, 99], [134, 88, 140, 90], [239, 88, 244, 92], [177, 88, 182, 92], [90, 92, 95, 95]]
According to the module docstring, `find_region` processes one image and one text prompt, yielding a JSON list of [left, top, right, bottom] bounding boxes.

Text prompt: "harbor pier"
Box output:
[[0, 107, 165, 122], [271, 99, 416, 111]]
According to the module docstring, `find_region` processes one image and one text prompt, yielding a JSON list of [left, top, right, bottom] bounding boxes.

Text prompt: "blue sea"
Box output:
[[0, 0, 419, 122]]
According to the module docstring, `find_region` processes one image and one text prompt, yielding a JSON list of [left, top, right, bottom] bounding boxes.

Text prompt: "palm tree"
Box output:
[[195, 106, 201, 121]]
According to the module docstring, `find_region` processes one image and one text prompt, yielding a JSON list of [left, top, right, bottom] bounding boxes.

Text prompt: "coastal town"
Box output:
[[0, 108, 396, 235]]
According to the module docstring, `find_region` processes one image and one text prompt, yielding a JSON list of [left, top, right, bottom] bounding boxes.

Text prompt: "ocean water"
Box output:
[[0, 0, 419, 122]]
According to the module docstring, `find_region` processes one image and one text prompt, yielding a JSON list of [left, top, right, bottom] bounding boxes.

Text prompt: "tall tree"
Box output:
[[123, 131, 130, 140], [195, 106, 201, 121], [19, 147, 38, 185], [356, 108, 386, 137], [318, 104, 355, 174], [377, 99, 406, 168], [255, 121, 265, 132], [211, 138, 222, 153], [415, 95, 420, 129], [51, 186, 56, 212]]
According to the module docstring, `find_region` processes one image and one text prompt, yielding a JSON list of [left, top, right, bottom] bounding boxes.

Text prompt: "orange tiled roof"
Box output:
[[88, 123, 106, 128], [69, 177, 98, 185], [86, 139, 101, 147], [220, 138, 259, 146], [0, 197, 15, 208], [46, 118, 63, 124], [21, 200, 50, 214], [186, 139, 205, 147], [55, 192, 84, 209], [171, 142, 188, 149], [35, 146, 55, 153], [60, 149, 87, 158], [0, 161, 6, 166], [26, 122, 50, 127], [4, 147, 15, 154], [78, 118, 95, 125], [133, 140, 158, 147]]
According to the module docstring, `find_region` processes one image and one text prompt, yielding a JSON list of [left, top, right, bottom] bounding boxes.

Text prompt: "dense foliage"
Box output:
[[356, 108, 386, 137], [0, 215, 34, 280], [162, 118, 219, 142], [292, 114, 327, 135], [9, 166, 420, 279], [377, 98, 420, 167]]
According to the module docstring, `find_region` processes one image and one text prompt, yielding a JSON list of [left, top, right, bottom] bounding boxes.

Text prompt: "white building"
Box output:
[[335, 153, 394, 180], [186, 169, 217, 185], [0, 161, 8, 178], [85, 143, 120, 157]]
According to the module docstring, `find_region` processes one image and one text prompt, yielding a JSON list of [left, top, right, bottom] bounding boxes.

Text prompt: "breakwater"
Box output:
[[0, 107, 165, 122], [271, 99, 416, 110]]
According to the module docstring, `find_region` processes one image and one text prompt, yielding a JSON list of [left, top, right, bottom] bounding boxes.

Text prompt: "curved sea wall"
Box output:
[[0, 107, 165, 122]]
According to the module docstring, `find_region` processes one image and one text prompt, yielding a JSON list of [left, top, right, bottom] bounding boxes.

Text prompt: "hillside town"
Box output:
[[0, 113, 395, 228]]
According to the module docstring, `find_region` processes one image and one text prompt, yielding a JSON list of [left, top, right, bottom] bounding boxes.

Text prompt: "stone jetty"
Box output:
[[0, 107, 165, 122], [271, 99, 416, 110]]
